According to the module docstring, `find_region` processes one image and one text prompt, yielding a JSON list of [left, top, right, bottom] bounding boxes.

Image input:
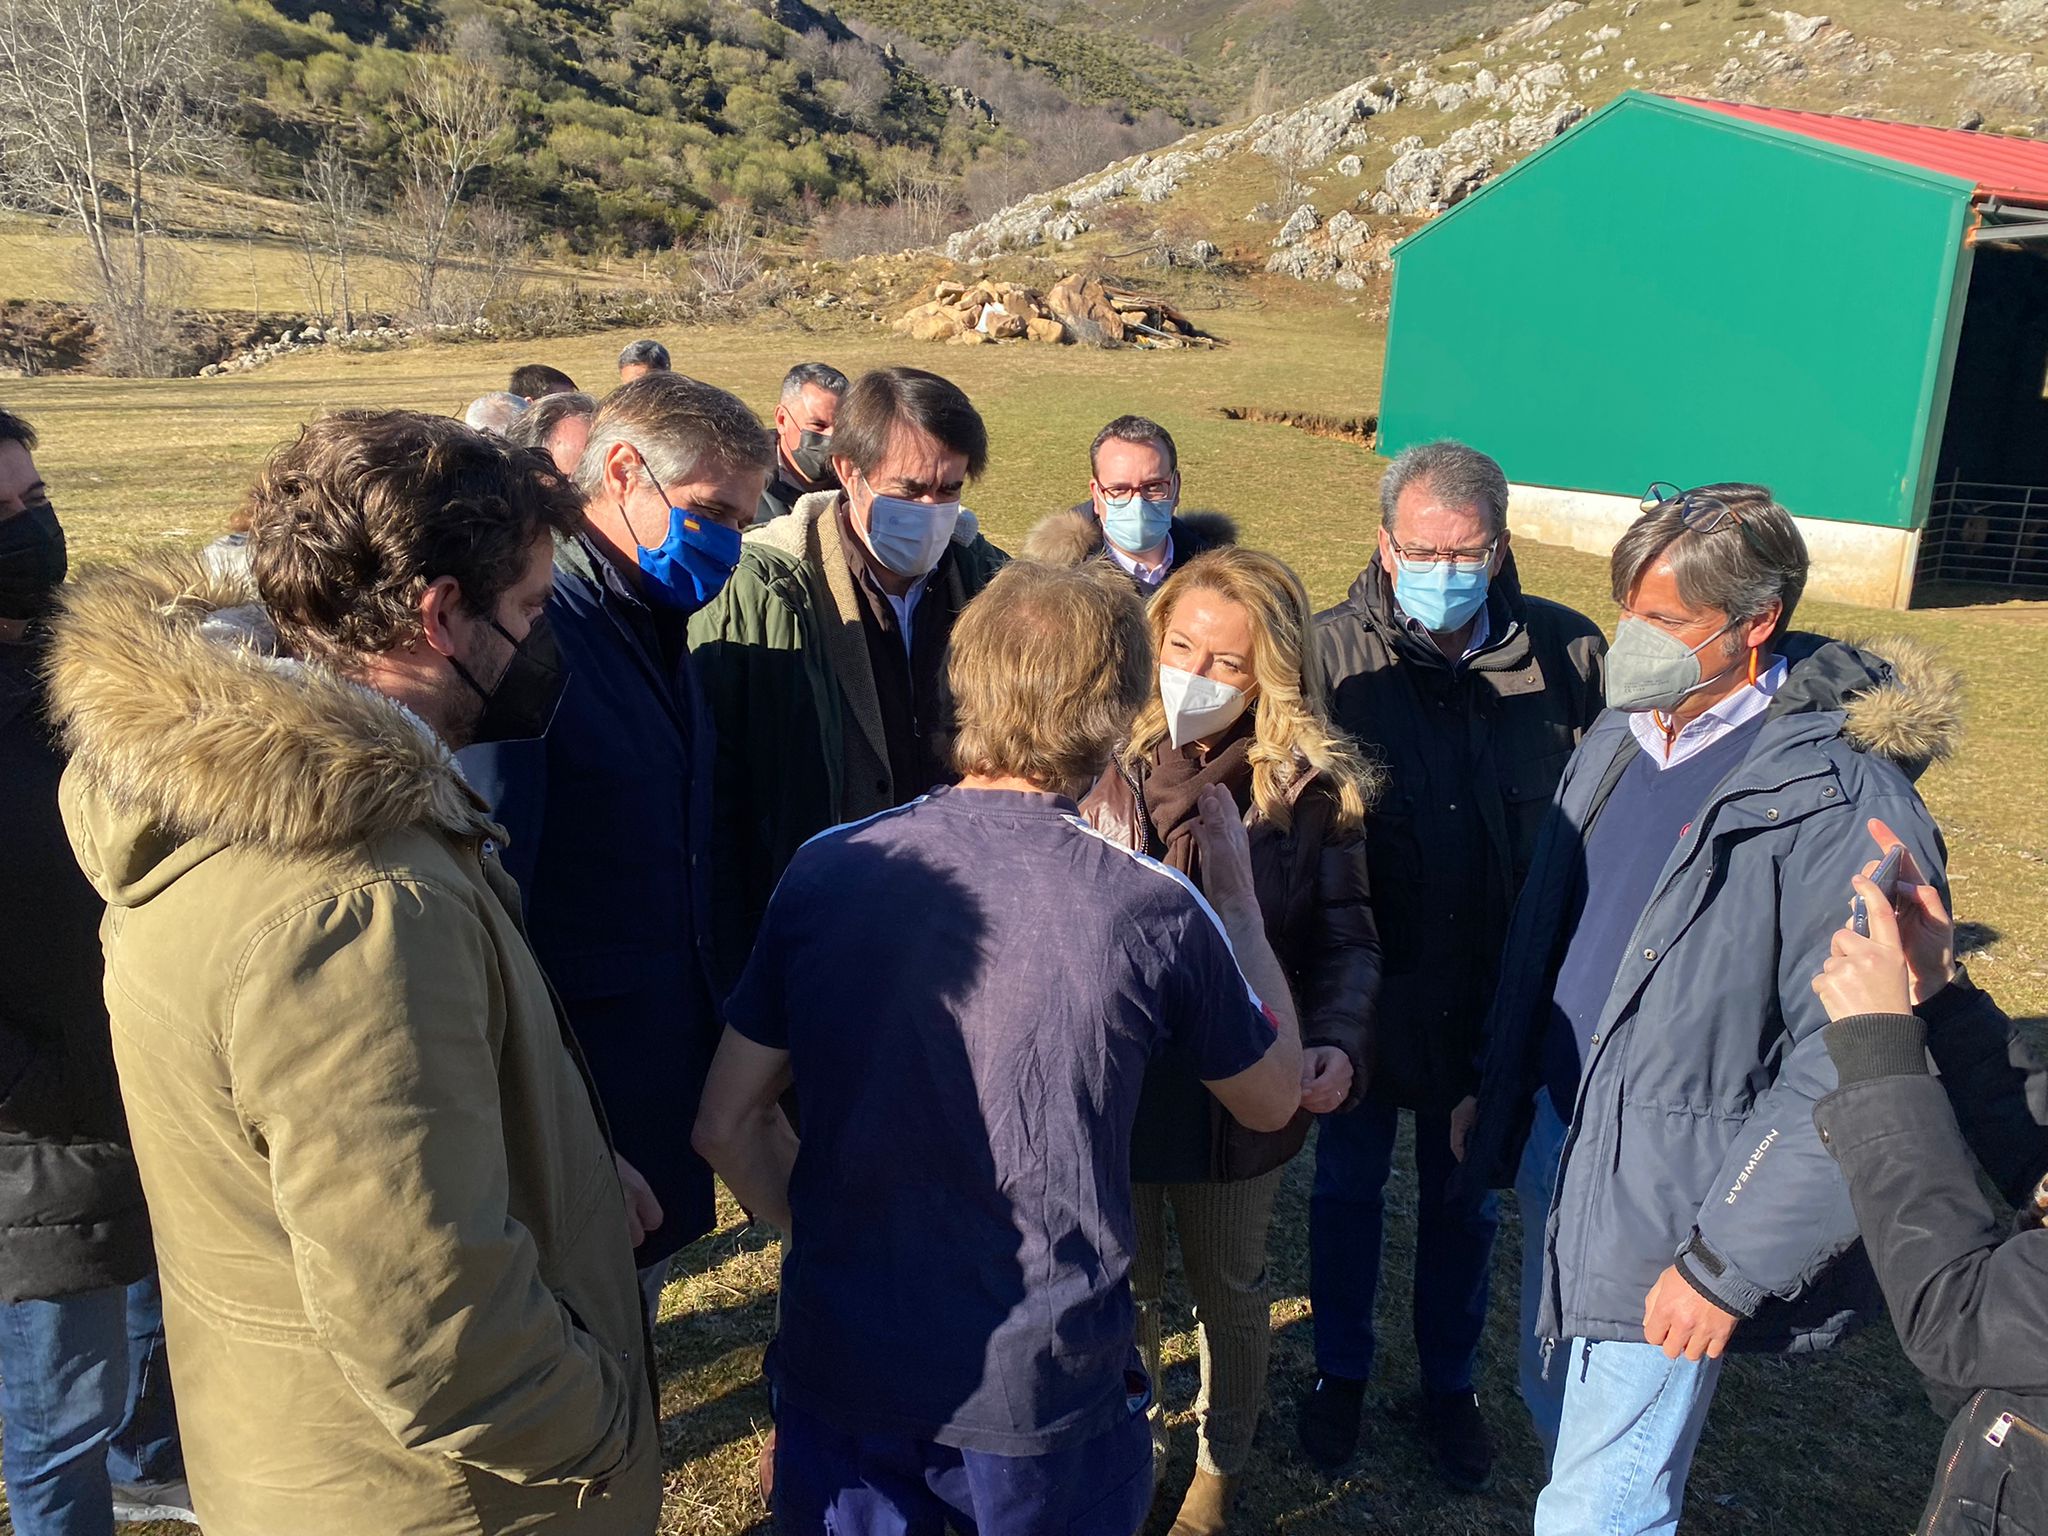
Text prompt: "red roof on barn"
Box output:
[[1674, 97, 2048, 208]]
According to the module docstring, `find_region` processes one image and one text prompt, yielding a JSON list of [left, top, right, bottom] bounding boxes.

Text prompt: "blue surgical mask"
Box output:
[[1392, 556, 1491, 634], [857, 476, 960, 579], [1102, 493, 1175, 555]]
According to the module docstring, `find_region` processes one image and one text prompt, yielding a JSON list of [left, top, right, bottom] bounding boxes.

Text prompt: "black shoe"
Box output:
[[1297, 1374, 1366, 1470], [1421, 1389, 1494, 1491]]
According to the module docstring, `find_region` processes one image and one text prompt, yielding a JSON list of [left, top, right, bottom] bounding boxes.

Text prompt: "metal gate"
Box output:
[[1917, 477, 2048, 590]]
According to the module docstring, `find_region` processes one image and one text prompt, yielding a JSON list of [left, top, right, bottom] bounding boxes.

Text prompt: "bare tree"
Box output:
[[0, 0, 224, 373], [295, 139, 367, 334], [690, 202, 761, 297], [889, 158, 956, 250], [437, 197, 528, 322], [1242, 63, 1284, 119], [392, 37, 510, 324], [1261, 133, 1316, 211]]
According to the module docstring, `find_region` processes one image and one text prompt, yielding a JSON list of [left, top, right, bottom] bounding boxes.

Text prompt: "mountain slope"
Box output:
[[937, 0, 2048, 297]]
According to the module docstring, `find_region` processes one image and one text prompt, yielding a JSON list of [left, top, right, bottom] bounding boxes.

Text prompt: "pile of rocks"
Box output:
[[891, 274, 1218, 349], [198, 316, 468, 376], [892, 279, 1071, 344]]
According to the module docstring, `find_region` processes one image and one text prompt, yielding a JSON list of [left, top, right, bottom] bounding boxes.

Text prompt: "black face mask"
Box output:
[[790, 430, 837, 487], [450, 611, 567, 744], [0, 504, 67, 623]]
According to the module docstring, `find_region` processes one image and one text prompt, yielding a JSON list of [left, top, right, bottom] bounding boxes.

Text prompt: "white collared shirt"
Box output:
[[1107, 534, 1175, 589], [874, 572, 930, 655], [1629, 655, 1788, 769]]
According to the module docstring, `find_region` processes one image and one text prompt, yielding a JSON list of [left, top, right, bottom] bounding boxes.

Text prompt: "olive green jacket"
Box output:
[[687, 491, 1006, 992], [46, 556, 662, 1536]]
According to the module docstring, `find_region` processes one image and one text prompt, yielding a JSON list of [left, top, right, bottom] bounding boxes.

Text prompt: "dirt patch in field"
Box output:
[[1217, 403, 1378, 447]]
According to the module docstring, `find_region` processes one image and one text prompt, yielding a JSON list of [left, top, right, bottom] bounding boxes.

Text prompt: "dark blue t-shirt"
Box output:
[[1542, 716, 1766, 1120], [726, 785, 1277, 1455]]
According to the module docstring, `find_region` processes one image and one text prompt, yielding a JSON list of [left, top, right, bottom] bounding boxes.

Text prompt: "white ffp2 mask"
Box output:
[[1159, 663, 1248, 749]]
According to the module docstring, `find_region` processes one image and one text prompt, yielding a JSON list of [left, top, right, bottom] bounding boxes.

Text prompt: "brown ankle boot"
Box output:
[[1169, 1467, 1234, 1536]]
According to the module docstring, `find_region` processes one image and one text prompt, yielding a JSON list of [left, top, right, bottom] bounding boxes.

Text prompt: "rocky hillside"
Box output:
[[935, 0, 2048, 303]]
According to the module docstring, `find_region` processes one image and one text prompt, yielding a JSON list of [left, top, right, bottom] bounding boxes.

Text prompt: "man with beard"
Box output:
[[46, 411, 662, 1536]]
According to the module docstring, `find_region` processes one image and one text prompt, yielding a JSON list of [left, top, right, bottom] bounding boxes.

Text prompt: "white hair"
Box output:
[[463, 391, 529, 437]]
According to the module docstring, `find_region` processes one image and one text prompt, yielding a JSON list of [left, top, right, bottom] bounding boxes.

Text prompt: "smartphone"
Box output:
[[1850, 844, 1907, 937]]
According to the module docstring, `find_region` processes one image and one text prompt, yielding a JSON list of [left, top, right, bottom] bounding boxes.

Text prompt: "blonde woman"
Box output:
[[1081, 546, 1382, 1536]]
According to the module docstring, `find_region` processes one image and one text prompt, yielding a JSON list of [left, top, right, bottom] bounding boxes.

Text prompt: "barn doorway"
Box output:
[[1919, 242, 2048, 593]]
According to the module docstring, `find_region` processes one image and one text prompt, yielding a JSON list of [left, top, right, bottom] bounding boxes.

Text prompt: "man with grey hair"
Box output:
[[758, 361, 850, 524], [1302, 439, 1606, 1490], [462, 390, 528, 436], [460, 372, 774, 1324], [511, 389, 598, 476], [617, 339, 671, 384], [1453, 483, 1950, 1534]]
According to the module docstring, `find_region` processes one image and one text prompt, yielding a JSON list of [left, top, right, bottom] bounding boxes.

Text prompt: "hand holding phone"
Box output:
[[1850, 843, 1906, 937]]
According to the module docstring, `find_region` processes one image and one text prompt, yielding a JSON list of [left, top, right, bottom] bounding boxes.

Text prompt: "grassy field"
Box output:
[[5, 278, 2044, 1534]]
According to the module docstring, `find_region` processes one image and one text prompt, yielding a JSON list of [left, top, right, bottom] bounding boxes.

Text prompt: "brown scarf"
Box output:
[[1144, 716, 1256, 879]]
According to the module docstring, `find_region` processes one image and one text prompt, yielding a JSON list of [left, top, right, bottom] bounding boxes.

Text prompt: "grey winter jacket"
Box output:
[[1458, 634, 1961, 1351]]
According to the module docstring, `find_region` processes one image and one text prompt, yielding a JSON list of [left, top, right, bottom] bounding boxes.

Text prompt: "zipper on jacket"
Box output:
[[1931, 1393, 1988, 1518], [1540, 1337, 1556, 1382], [1987, 1409, 2048, 1450]]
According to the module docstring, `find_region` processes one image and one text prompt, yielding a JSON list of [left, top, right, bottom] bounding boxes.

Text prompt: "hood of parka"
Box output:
[[1766, 631, 1963, 783], [44, 552, 498, 909], [1021, 504, 1239, 568]]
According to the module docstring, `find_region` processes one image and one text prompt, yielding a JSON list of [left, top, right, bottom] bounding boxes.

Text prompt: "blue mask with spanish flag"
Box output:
[[625, 444, 742, 612], [634, 505, 742, 612]]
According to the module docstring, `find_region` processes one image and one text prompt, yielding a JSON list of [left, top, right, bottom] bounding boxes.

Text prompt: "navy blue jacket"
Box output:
[[1459, 635, 1960, 1351], [462, 534, 722, 1266]]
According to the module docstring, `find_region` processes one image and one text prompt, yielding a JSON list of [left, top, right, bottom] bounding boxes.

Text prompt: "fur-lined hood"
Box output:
[[1022, 505, 1239, 568], [46, 553, 494, 890], [1772, 632, 1963, 781]]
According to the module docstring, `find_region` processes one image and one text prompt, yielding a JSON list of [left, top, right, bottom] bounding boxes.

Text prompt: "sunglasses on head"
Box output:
[[1639, 481, 1770, 557]]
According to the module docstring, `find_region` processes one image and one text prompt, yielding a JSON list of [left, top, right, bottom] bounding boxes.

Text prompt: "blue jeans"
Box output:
[[0, 1275, 182, 1536], [1517, 1089, 1571, 1462], [1309, 1098, 1500, 1393], [1533, 1339, 1724, 1536], [773, 1391, 1153, 1536]]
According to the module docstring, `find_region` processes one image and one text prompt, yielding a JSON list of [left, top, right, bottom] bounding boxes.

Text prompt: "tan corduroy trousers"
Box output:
[[1131, 1169, 1286, 1478]]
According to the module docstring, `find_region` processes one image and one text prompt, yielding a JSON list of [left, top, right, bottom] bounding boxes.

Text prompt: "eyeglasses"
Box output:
[[1386, 531, 1498, 571], [1098, 478, 1176, 502], [1640, 481, 1770, 556]]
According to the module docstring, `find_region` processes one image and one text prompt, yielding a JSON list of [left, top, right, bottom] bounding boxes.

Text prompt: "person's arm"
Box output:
[[1817, 816, 2048, 1201], [1297, 821, 1379, 1114], [691, 1031, 797, 1234], [230, 883, 637, 1489], [1188, 784, 1303, 1133], [1813, 889, 2048, 1395], [1674, 794, 1948, 1336], [1922, 977, 2048, 1205], [690, 874, 800, 1231]]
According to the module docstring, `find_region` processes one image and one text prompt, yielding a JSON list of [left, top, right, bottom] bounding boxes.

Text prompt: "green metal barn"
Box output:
[[1378, 90, 2048, 606]]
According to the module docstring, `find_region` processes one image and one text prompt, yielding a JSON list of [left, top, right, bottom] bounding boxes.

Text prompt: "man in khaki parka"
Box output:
[[45, 411, 663, 1536]]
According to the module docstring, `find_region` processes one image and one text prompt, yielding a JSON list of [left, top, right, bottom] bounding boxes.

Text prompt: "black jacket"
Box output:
[[460, 535, 725, 1265], [0, 634, 152, 1301], [1817, 974, 2048, 1533], [1314, 554, 1606, 1112], [755, 455, 835, 526], [1081, 757, 1381, 1182]]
